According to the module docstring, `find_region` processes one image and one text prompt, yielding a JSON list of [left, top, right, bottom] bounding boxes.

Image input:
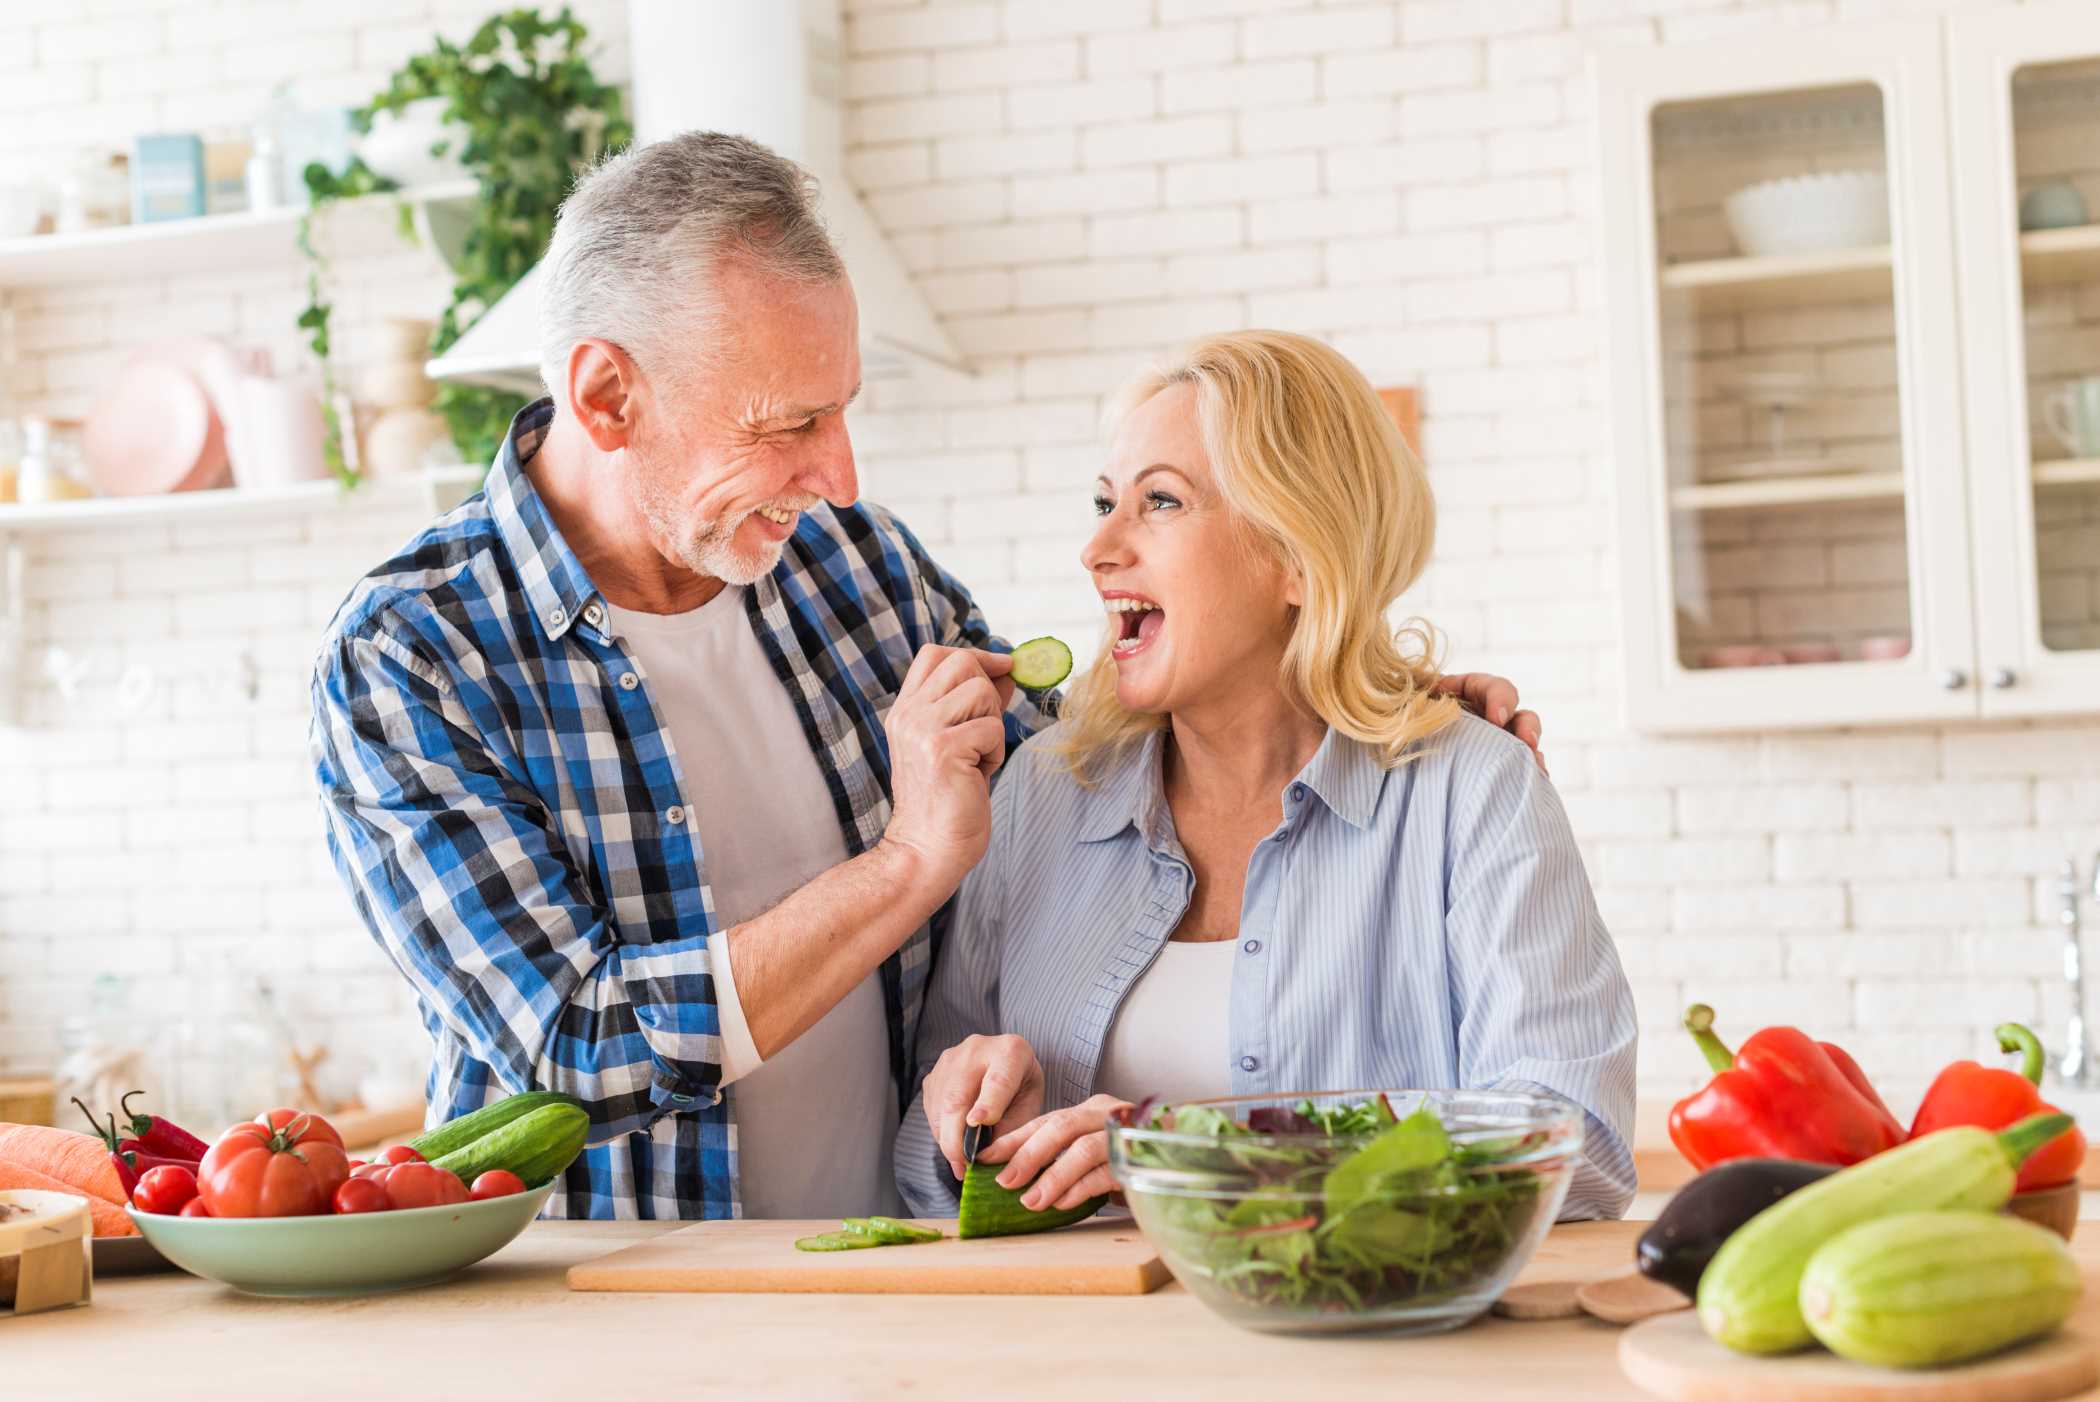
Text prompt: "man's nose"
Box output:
[[811, 417, 859, 507]]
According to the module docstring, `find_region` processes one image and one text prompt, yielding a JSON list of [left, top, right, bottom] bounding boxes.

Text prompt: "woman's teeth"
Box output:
[[756, 506, 796, 526], [1106, 597, 1161, 653]]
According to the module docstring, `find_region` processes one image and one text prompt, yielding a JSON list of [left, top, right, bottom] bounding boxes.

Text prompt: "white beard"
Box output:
[[632, 472, 786, 587]]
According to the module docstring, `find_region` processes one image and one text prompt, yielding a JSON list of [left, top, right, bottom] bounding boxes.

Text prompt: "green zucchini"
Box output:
[[845, 1216, 943, 1245], [957, 1161, 1106, 1239], [1799, 1211, 2080, 1368], [408, 1090, 584, 1162], [1698, 1113, 2073, 1356], [429, 1102, 590, 1189], [1008, 637, 1073, 691], [795, 1230, 885, 1252]]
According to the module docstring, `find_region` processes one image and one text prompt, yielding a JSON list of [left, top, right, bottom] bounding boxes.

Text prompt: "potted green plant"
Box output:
[[299, 6, 631, 482]]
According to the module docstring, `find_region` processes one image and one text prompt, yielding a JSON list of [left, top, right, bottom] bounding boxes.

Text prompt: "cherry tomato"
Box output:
[[469, 1169, 527, 1201], [197, 1109, 351, 1218], [379, 1144, 425, 1166], [131, 1164, 199, 1215], [332, 1178, 392, 1215], [179, 1197, 213, 1218], [381, 1162, 470, 1210], [346, 1159, 368, 1172]]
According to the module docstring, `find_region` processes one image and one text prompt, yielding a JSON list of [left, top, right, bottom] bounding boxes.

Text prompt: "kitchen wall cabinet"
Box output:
[[1596, 2, 2100, 733]]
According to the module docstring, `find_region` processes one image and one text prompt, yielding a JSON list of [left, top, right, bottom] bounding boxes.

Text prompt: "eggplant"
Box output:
[[1636, 1157, 1836, 1297]]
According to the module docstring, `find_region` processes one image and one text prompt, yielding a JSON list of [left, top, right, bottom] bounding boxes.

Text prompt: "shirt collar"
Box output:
[[486, 397, 604, 642], [1071, 723, 1385, 842]]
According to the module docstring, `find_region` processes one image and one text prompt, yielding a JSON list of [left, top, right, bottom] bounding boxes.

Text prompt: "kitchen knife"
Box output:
[[963, 1121, 987, 1170]]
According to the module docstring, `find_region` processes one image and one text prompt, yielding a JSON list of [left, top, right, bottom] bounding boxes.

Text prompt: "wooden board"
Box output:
[[566, 1218, 1169, 1296], [1619, 1311, 2100, 1402]]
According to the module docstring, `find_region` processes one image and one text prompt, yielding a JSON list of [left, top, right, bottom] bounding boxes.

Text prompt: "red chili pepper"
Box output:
[[1909, 1023, 2086, 1192], [117, 1143, 204, 1179], [71, 1097, 141, 1197], [1667, 1004, 1907, 1172], [117, 1090, 211, 1162]]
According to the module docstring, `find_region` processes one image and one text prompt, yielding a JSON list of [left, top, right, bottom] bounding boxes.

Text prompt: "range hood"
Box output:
[[425, 0, 968, 394]]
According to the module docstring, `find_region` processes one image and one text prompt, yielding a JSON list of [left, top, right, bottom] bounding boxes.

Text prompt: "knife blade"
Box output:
[[963, 1121, 987, 1170]]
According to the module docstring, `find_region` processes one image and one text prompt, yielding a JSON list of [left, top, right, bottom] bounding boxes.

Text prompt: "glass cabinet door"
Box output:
[[1950, 0, 2100, 716], [1598, 18, 1977, 732]]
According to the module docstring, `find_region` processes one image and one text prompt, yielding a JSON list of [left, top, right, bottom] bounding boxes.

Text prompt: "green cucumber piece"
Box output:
[[1009, 636, 1072, 691], [958, 1161, 1106, 1239], [796, 1230, 886, 1252], [845, 1216, 943, 1245], [408, 1090, 584, 1162], [429, 1102, 590, 1189]]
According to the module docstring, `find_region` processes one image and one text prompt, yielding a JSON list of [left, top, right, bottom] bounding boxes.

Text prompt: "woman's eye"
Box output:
[[1091, 495, 1114, 517], [1143, 490, 1181, 512]]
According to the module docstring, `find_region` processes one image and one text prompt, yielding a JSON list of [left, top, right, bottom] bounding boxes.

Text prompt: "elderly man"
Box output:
[[310, 132, 1542, 1220]]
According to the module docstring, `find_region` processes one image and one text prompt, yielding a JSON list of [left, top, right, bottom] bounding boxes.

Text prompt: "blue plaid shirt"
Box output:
[[310, 400, 1044, 1219]]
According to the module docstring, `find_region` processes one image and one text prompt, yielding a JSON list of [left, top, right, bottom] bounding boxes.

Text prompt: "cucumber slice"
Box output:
[[795, 1230, 886, 1252], [845, 1216, 944, 1245], [1009, 636, 1073, 691]]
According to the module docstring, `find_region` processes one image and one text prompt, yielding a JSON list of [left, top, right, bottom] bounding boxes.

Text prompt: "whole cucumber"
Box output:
[[409, 1090, 584, 1162], [1800, 1211, 2080, 1368], [1697, 1113, 2072, 1355], [430, 1102, 590, 1188]]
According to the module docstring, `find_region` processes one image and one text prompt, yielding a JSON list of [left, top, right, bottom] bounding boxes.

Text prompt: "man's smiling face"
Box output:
[[627, 258, 864, 585]]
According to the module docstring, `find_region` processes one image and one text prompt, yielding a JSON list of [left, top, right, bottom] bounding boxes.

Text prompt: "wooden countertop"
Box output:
[[10, 1219, 2100, 1401]]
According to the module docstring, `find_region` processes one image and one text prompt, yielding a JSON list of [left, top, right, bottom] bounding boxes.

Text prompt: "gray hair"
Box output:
[[536, 131, 846, 395]]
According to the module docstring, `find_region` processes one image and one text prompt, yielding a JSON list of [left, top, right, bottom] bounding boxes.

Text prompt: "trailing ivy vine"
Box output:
[[298, 7, 630, 478]]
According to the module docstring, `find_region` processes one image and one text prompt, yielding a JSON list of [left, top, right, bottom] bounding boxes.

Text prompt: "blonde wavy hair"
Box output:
[[1052, 329, 1460, 782]]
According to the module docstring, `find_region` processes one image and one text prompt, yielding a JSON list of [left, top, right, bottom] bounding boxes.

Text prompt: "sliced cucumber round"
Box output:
[[1009, 636, 1073, 691]]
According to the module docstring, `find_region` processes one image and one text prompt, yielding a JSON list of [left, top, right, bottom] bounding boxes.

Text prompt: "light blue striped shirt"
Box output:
[[895, 713, 1638, 1221]]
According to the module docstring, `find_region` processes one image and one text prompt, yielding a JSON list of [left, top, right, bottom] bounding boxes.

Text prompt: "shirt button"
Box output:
[[547, 607, 567, 628], [619, 671, 640, 691], [1289, 784, 1307, 802], [665, 805, 686, 826], [584, 603, 604, 627], [1239, 1055, 1260, 1073], [1242, 938, 1262, 955]]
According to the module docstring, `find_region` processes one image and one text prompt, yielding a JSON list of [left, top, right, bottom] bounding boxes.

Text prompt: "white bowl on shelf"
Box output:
[[1723, 170, 1890, 258]]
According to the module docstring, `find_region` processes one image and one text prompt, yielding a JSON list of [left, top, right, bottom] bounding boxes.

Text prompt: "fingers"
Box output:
[[1512, 709, 1545, 771], [993, 1110, 1084, 1190], [953, 714, 1007, 778], [1022, 1131, 1110, 1212], [929, 1056, 978, 1180], [968, 1038, 1039, 1129], [931, 674, 1005, 727]]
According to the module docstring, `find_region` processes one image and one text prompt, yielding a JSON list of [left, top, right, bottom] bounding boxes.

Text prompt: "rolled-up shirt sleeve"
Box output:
[[312, 623, 727, 1143], [1443, 733, 1639, 1221]]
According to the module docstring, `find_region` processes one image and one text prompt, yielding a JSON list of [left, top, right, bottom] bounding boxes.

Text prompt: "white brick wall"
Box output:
[[3, 0, 2098, 1130]]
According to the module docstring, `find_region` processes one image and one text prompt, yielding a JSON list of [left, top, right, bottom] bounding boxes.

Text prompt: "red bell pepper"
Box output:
[[1667, 1004, 1907, 1171], [1909, 1023, 2086, 1191]]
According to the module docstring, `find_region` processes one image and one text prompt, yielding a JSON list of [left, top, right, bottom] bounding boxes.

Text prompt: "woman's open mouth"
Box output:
[[1107, 594, 1163, 658]]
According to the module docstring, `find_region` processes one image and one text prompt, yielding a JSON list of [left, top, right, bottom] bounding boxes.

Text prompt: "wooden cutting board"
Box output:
[[567, 1218, 1170, 1296], [1620, 1311, 2100, 1402]]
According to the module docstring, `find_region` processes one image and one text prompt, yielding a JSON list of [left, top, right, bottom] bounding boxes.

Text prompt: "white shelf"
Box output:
[[1659, 245, 1894, 311], [2034, 457, 2100, 489], [0, 467, 485, 534], [1669, 470, 1906, 512], [0, 181, 477, 289]]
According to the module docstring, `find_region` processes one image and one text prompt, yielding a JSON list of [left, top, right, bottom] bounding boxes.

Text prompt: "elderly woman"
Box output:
[[895, 330, 1636, 1222]]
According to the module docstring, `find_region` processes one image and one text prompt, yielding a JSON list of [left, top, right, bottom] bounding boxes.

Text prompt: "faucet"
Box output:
[[2059, 857, 2095, 1089]]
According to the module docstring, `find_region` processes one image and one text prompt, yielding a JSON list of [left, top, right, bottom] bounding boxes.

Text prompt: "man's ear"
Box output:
[[565, 338, 646, 453]]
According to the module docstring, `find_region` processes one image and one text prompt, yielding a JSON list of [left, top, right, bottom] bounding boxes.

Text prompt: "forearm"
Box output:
[[724, 839, 957, 1059]]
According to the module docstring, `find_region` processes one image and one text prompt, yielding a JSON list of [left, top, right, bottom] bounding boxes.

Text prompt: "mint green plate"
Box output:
[[127, 1182, 556, 1297]]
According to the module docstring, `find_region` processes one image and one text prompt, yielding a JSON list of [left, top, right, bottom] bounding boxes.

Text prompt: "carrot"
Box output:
[[0, 1122, 127, 1205], [0, 1159, 138, 1236]]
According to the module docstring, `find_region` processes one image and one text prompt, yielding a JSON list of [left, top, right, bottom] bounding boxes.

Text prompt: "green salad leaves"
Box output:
[[1119, 1096, 1546, 1315]]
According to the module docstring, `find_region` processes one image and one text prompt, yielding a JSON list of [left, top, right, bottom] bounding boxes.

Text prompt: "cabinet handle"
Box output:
[[1989, 667, 2017, 689], [1939, 668, 1968, 690]]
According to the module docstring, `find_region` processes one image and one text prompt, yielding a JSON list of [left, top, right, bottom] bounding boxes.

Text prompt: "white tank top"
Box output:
[[1094, 938, 1237, 1106]]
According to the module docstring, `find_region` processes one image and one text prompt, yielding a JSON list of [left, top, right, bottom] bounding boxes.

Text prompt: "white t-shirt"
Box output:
[[1093, 938, 1237, 1106], [605, 590, 901, 1219]]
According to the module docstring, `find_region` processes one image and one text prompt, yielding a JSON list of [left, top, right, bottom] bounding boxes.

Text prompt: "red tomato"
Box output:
[[131, 1164, 199, 1215], [332, 1178, 392, 1215], [350, 1162, 391, 1182], [179, 1197, 213, 1218], [346, 1158, 368, 1172], [197, 1109, 352, 1218], [379, 1144, 425, 1165], [381, 1162, 470, 1210], [469, 1169, 526, 1201]]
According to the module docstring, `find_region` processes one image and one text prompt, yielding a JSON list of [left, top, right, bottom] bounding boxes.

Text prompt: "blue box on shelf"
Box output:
[[133, 133, 206, 223]]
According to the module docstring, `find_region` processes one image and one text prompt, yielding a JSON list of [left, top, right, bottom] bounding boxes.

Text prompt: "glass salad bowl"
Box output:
[[1107, 1090, 1583, 1336]]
